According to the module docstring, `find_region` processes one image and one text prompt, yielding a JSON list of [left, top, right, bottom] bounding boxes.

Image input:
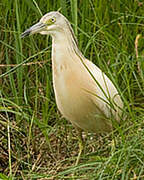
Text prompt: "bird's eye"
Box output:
[[45, 18, 56, 25], [51, 18, 56, 23]]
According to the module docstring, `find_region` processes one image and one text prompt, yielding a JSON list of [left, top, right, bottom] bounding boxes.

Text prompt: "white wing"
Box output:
[[83, 59, 123, 121]]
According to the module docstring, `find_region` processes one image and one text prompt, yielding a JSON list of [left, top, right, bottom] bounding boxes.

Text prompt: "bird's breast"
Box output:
[[53, 64, 89, 114], [52, 64, 112, 132], [53, 65, 86, 113]]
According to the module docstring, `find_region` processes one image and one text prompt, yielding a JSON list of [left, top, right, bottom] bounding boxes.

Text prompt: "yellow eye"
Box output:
[[51, 18, 56, 23], [45, 18, 56, 25]]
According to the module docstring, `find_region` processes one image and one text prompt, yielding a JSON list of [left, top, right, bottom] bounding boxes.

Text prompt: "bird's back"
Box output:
[[83, 59, 123, 122]]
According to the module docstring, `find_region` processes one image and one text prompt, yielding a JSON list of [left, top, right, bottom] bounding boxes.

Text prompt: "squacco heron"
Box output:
[[21, 11, 123, 165]]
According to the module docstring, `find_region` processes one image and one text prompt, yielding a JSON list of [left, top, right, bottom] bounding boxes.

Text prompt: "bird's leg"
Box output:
[[111, 137, 116, 154], [75, 127, 84, 166]]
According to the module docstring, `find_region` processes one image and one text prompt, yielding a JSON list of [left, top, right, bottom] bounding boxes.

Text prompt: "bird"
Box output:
[[21, 11, 123, 165]]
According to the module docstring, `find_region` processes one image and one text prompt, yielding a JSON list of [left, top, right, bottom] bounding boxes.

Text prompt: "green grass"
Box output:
[[0, 0, 144, 179]]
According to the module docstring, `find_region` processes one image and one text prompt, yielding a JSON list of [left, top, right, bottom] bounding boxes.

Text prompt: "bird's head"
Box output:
[[21, 11, 69, 38]]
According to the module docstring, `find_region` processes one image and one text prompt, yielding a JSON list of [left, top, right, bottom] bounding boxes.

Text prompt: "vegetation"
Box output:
[[0, 0, 144, 179]]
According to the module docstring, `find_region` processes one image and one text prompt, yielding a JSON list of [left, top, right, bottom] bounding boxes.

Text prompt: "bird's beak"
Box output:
[[21, 22, 46, 38]]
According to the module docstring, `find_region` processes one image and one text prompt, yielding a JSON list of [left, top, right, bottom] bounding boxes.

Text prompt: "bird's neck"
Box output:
[[51, 30, 83, 67]]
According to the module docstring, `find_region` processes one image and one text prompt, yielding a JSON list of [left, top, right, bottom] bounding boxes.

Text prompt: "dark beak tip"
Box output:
[[21, 30, 31, 38]]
